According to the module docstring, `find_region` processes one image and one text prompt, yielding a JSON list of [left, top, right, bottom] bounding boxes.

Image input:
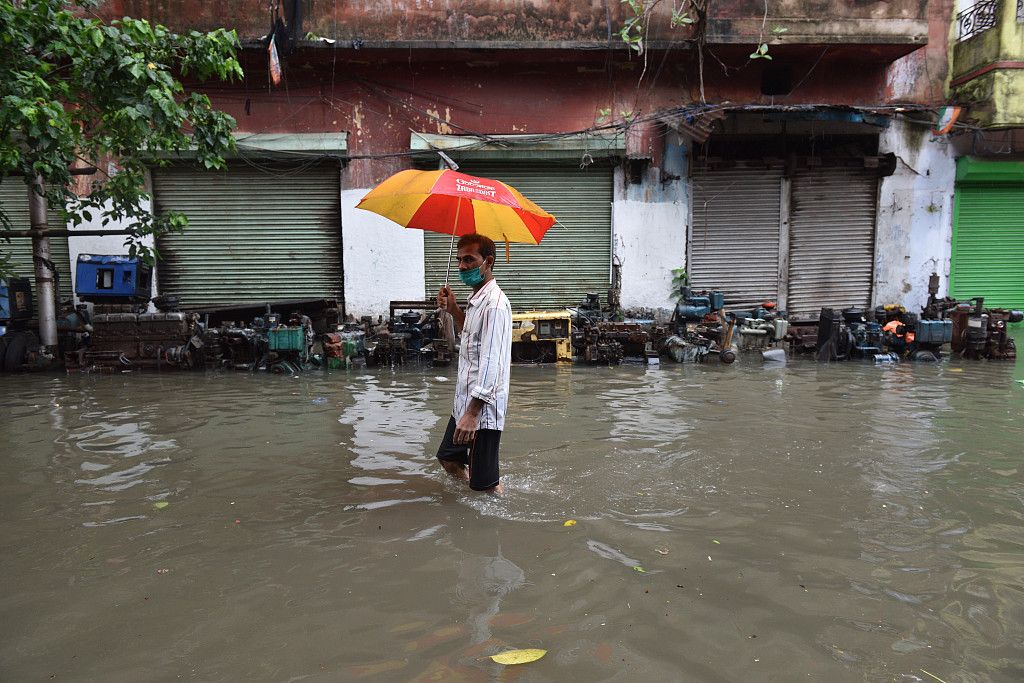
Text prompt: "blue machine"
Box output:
[[1, 277, 34, 328], [674, 287, 725, 322], [916, 319, 953, 345], [75, 254, 152, 303]]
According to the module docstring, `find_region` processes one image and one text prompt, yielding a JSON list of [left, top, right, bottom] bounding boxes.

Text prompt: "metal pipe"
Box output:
[[5, 167, 98, 177], [0, 229, 135, 237], [29, 176, 58, 349]]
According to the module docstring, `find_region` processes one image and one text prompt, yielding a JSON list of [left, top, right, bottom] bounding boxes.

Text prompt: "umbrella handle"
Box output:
[[443, 198, 463, 287]]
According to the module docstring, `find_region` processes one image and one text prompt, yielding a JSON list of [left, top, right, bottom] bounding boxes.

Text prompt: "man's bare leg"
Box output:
[[440, 459, 469, 481]]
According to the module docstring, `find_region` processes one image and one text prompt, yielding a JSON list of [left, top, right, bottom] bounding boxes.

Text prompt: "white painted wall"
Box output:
[[874, 120, 957, 312], [341, 188, 425, 318], [613, 199, 686, 312], [67, 198, 157, 310], [613, 131, 689, 313]]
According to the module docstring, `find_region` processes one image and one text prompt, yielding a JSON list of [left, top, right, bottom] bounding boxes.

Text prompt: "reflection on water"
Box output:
[[1, 346, 1023, 680]]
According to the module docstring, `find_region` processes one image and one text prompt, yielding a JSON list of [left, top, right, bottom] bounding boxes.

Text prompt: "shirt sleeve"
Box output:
[[469, 302, 511, 405]]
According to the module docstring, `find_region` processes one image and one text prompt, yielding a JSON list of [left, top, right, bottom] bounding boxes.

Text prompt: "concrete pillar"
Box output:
[[29, 176, 58, 349]]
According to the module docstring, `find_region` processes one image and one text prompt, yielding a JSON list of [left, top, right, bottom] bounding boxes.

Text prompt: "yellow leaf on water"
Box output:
[[633, 566, 646, 573], [153, 501, 169, 510], [490, 648, 547, 665], [563, 520, 577, 527]]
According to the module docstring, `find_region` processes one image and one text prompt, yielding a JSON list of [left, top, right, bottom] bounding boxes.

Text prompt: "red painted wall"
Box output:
[[97, 0, 927, 46], [201, 45, 891, 187]]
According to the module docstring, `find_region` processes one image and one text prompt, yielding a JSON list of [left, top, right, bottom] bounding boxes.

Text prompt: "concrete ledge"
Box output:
[[409, 132, 625, 161]]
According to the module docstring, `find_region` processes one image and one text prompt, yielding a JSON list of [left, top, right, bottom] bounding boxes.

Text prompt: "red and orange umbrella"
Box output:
[[356, 168, 556, 281]]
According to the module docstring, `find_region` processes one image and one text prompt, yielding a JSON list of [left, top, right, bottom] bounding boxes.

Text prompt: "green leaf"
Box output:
[[0, 0, 237, 240]]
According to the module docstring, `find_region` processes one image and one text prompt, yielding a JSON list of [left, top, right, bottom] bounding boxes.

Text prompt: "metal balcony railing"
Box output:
[[957, 0, 999, 41]]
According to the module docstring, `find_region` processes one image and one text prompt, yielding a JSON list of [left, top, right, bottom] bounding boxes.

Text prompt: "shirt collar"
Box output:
[[466, 278, 497, 307]]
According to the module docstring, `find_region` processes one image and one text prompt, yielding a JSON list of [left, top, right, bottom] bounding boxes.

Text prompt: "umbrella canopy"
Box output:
[[356, 169, 556, 245]]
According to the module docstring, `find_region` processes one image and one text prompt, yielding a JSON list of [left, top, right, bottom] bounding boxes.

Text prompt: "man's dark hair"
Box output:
[[457, 234, 496, 263]]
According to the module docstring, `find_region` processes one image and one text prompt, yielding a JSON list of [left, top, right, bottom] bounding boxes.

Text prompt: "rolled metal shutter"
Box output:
[[424, 163, 612, 311], [951, 184, 1024, 309], [787, 169, 878, 319], [690, 164, 783, 309], [152, 163, 342, 308], [0, 180, 73, 308]]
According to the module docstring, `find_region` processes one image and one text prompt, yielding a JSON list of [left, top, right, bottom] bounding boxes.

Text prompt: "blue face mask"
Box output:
[[459, 266, 485, 287]]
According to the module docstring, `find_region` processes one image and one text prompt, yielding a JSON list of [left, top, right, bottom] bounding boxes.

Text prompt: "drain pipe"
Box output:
[[29, 176, 58, 350]]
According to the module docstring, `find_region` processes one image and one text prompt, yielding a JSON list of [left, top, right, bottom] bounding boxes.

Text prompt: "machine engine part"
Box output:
[[949, 298, 1021, 360], [512, 311, 573, 363], [843, 308, 883, 358]]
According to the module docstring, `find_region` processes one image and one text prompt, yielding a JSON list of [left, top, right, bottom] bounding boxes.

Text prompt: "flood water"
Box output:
[[3, 346, 1024, 682]]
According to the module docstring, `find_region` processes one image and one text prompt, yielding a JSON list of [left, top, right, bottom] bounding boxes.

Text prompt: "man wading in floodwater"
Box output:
[[435, 234, 512, 494]]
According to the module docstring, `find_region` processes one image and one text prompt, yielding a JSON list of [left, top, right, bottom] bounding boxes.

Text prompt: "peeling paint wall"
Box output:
[[614, 131, 689, 312], [873, 120, 956, 312], [97, 0, 927, 45], [340, 188, 425, 318], [885, 0, 953, 103]]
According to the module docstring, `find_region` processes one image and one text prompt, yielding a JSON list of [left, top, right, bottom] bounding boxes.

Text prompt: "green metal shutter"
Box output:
[[787, 169, 878, 319], [152, 163, 342, 308], [951, 184, 1024, 309], [0, 180, 73, 308], [690, 164, 783, 310], [424, 162, 613, 311]]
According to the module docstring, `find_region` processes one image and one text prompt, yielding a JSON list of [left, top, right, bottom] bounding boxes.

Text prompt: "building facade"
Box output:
[[10, 1, 1016, 321]]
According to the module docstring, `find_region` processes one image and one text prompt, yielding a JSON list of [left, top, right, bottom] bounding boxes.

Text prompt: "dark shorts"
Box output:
[[436, 416, 501, 491]]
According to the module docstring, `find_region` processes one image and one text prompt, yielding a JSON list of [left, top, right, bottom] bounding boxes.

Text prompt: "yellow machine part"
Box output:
[[511, 311, 573, 362]]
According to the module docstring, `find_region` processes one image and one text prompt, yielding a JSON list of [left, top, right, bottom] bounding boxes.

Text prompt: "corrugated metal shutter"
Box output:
[[152, 163, 342, 308], [951, 184, 1024, 309], [0, 180, 73, 309], [424, 163, 613, 311], [787, 169, 877, 318], [690, 164, 783, 309]]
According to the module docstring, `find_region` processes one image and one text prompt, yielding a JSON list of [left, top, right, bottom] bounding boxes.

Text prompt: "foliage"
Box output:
[[0, 0, 242, 275], [619, 0, 694, 55], [619, 0, 770, 60], [749, 42, 772, 60], [670, 267, 688, 300]]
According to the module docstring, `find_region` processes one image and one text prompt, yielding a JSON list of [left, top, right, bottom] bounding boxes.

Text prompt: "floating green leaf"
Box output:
[[633, 566, 646, 573], [153, 501, 169, 510]]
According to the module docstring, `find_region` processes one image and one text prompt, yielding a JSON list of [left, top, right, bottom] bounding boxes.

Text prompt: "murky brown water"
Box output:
[[2, 345, 1024, 681]]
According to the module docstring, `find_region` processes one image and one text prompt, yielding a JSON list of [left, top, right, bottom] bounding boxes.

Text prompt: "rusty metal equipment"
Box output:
[[571, 292, 660, 365], [511, 311, 573, 363], [948, 298, 1021, 360], [664, 277, 731, 363], [732, 302, 789, 353], [578, 324, 623, 365], [80, 309, 204, 370], [386, 301, 453, 366]]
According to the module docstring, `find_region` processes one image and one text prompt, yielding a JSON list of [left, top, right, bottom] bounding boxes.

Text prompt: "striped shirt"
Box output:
[[453, 278, 512, 431]]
